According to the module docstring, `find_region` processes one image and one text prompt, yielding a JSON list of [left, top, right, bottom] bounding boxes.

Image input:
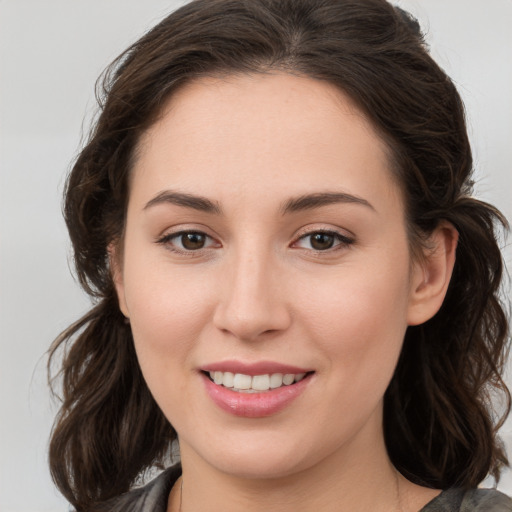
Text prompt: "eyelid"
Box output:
[[291, 226, 355, 251], [154, 224, 354, 255], [155, 222, 218, 242], [158, 230, 215, 244], [155, 226, 221, 254]]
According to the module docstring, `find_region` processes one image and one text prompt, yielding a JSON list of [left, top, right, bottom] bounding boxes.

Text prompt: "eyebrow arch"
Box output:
[[281, 192, 375, 215], [144, 190, 222, 214]]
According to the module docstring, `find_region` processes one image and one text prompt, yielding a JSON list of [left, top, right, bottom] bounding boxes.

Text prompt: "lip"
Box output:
[[201, 370, 313, 418], [201, 360, 311, 376]]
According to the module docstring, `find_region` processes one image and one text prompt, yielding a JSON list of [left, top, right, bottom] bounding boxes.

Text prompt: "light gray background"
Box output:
[[1, 1, 511, 511]]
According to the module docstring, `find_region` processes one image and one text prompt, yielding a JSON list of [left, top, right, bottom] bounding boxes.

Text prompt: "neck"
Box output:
[[173, 424, 404, 512]]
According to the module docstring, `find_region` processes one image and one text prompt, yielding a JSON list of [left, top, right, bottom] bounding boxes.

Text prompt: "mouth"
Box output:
[[200, 364, 315, 417], [203, 370, 312, 393]]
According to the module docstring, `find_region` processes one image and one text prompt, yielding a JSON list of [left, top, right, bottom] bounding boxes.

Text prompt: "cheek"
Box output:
[[121, 245, 216, 377], [297, 256, 411, 387], [122, 260, 219, 427]]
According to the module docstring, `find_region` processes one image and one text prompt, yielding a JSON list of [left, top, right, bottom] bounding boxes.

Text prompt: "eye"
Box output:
[[157, 230, 218, 252], [293, 230, 354, 251]]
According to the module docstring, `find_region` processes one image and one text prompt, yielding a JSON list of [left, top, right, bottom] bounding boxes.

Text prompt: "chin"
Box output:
[[213, 451, 310, 480], [181, 428, 315, 480]]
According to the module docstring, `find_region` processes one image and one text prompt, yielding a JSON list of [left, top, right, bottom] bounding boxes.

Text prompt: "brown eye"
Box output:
[[310, 233, 335, 250], [180, 232, 206, 250], [157, 230, 217, 253], [293, 230, 354, 252]]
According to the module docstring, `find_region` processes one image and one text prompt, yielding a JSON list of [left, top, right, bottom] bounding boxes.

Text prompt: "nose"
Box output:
[[212, 248, 292, 342]]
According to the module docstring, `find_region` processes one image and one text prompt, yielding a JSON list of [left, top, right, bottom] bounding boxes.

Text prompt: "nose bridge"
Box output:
[[213, 242, 290, 341]]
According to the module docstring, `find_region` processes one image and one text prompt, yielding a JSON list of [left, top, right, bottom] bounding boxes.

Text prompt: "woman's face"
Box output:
[[115, 73, 426, 478]]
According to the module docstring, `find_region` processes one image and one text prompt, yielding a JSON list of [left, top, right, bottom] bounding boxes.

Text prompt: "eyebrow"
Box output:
[[143, 190, 374, 216], [281, 192, 375, 215], [144, 191, 222, 214]]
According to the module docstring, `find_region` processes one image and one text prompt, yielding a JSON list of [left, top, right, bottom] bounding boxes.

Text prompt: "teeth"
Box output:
[[283, 374, 295, 385], [222, 371, 234, 388], [269, 373, 283, 388], [252, 374, 270, 391], [208, 371, 308, 392], [233, 373, 252, 390]]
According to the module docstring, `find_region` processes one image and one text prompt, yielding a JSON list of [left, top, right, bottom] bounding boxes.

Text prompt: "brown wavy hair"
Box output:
[[48, 0, 511, 509]]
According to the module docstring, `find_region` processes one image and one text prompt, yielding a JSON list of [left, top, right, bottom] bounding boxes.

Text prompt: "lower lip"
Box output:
[[202, 373, 312, 418]]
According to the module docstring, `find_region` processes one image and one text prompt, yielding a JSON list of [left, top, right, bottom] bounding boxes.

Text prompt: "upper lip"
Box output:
[[201, 360, 312, 376]]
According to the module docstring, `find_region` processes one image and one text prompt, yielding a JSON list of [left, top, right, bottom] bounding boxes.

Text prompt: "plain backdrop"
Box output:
[[1, 1, 511, 511]]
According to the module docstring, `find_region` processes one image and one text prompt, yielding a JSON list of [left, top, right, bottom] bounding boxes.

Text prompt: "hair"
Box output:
[[48, 0, 511, 510]]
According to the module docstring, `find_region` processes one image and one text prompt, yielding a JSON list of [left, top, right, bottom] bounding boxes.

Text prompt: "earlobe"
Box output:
[[407, 222, 459, 326], [108, 242, 130, 319]]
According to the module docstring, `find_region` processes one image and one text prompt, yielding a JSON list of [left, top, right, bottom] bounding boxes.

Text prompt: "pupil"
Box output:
[[311, 233, 334, 250], [182, 233, 205, 250]]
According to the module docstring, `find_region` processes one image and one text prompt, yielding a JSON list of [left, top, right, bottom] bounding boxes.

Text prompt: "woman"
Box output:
[[48, 0, 512, 510]]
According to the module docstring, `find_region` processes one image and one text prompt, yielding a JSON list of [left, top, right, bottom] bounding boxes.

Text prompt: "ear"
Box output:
[[407, 222, 458, 326], [108, 242, 130, 319]]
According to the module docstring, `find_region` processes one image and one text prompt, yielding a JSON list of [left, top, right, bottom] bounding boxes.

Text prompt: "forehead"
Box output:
[[131, 72, 401, 212]]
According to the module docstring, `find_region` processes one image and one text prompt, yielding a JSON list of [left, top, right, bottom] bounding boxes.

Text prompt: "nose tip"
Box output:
[[212, 260, 291, 342], [213, 293, 291, 342], [214, 308, 289, 342]]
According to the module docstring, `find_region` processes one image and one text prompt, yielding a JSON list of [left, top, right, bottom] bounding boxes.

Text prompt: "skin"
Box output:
[[113, 73, 457, 512]]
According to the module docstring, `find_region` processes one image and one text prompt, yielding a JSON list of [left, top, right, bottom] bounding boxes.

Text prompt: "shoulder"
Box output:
[[460, 488, 512, 512], [93, 465, 181, 512], [421, 487, 512, 512]]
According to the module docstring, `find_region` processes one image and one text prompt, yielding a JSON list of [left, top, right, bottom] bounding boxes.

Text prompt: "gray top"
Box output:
[[97, 465, 512, 511]]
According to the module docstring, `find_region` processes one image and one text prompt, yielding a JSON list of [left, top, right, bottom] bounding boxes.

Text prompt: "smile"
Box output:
[[207, 371, 308, 393], [201, 365, 314, 417]]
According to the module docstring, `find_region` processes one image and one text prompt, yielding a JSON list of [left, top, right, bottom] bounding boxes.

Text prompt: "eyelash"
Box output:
[[156, 230, 218, 255], [292, 229, 355, 252], [156, 229, 354, 255]]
